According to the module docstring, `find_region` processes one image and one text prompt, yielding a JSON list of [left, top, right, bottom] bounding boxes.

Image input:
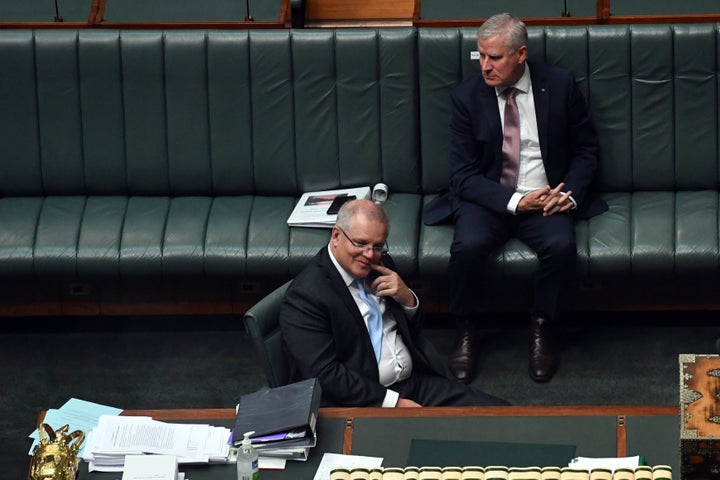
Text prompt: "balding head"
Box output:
[[336, 198, 389, 234]]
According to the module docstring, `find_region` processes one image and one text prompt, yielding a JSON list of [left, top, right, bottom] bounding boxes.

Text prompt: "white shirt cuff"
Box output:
[[401, 290, 420, 319], [506, 192, 524, 214], [566, 193, 577, 210], [383, 389, 400, 407]]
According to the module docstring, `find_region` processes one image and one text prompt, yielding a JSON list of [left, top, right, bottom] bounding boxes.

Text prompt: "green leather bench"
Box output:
[[418, 25, 720, 309], [0, 28, 421, 313], [0, 25, 718, 313]]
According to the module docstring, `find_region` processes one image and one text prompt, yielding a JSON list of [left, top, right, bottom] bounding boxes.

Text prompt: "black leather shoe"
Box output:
[[449, 319, 477, 384], [528, 317, 558, 382]]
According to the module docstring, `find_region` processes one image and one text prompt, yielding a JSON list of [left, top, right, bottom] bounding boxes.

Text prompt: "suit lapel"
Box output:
[[476, 79, 504, 163], [317, 248, 372, 333]]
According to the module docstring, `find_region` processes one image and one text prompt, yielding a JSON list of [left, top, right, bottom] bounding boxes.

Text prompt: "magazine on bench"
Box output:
[[287, 186, 372, 228]]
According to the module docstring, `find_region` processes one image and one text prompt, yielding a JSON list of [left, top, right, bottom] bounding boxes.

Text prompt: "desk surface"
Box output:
[[48, 406, 680, 480]]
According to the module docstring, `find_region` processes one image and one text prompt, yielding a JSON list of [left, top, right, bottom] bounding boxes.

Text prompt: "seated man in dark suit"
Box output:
[[423, 13, 607, 384], [280, 199, 508, 407]]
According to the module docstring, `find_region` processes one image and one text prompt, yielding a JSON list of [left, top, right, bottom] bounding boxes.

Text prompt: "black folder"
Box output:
[[232, 378, 322, 447]]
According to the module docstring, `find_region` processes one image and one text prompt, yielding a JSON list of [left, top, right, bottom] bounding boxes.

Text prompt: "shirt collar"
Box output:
[[327, 244, 356, 288], [496, 63, 531, 98]]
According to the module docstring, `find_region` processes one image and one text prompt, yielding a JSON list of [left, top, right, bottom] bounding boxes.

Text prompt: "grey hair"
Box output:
[[336, 198, 389, 234], [477, 13, 528, 53]]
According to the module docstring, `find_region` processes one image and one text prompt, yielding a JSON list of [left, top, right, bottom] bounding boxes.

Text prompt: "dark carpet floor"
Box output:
[[3, 311, 718, 479]]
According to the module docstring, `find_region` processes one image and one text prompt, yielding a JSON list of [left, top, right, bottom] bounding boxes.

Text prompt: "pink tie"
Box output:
[[500, 87, 520, 189]]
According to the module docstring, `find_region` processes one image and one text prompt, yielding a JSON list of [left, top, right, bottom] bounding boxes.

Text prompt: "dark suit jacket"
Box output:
[[424, 61, 607, 225], [279, 247, 435, 407]]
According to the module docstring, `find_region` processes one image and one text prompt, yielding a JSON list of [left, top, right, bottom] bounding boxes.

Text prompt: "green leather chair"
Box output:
[[243, 281, 292, 388]]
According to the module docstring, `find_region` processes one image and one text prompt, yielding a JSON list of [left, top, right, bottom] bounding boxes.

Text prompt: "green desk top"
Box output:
[[626, 415, 680, 474], [352, 416, 615, 465]]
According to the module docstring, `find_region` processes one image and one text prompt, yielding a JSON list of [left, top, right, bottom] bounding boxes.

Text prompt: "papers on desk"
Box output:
[[28, 398, 123, 456], [82, 415, 232, 472], [28, 399, 231, 474], [313, 453, 383, 480], [122, 454, 179, 480], [569, 456, 642, 472]]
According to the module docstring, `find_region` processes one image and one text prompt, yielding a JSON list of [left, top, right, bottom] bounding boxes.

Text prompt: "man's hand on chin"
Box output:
[[369, 264, 417, 308], [396, 398, 422, 407]]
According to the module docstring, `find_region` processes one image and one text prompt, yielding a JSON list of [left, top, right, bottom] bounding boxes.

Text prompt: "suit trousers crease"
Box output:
[[391, 371, 510, 406], [448, 202, 576, 322]]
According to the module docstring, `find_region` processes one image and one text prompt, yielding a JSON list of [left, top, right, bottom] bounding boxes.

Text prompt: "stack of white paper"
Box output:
[[568, 456, 642, 472], [82, 415, 232, 472], [122, 454, 178, 480]]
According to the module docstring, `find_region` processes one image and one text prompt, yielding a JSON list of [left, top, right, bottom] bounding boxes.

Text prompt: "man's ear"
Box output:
[[517, 44, 528, 64], [330, 226, 341, 247]]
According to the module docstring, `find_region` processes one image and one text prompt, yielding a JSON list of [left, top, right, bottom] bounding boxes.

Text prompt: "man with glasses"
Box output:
[[280, 199, 507, 407]]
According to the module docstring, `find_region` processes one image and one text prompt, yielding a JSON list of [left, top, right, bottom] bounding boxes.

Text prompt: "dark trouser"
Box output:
[[448, 201, 576, 321], [392, 372, 510, 406]]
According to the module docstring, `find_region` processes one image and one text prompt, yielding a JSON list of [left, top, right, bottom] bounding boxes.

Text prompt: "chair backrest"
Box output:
[[243, 281, 292, 388]]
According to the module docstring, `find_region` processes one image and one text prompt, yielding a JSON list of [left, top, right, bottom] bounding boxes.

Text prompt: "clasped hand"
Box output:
[[517, 182, 573, 216]]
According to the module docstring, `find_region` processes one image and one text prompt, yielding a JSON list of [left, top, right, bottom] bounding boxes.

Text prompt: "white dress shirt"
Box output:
[[328, 245, 417, 407], [497, 64, 548, 213]]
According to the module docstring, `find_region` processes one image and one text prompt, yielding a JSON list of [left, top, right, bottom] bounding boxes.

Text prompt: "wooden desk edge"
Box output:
[[318, 405, 678, 418], [107, 405, 678, 421]]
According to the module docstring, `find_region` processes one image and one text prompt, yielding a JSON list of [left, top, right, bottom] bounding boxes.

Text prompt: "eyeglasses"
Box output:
[[337, 226, 388, 254]]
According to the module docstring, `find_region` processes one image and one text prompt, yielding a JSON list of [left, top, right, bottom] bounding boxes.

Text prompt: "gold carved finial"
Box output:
[[30, 423, 85, 480]]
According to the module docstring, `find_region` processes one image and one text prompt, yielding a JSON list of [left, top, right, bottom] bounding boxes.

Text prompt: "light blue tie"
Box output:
[[354, 279, 383, 363]]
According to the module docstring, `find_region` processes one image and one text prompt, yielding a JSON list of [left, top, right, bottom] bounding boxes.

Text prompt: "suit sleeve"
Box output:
[[448, 86, 515, 214], [279, 276, 388, 407]]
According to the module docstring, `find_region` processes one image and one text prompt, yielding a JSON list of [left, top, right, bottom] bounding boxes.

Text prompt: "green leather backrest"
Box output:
[[0, 28, 420, 197], [243, 281, 292, 388], [418, 24, 720, 194]]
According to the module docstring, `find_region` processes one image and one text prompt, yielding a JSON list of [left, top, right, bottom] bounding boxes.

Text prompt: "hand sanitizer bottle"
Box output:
[[237, 431, 260, 480]]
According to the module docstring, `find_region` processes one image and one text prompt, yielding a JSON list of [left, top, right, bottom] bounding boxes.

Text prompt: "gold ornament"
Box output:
[[30, 423, 85, 480]]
